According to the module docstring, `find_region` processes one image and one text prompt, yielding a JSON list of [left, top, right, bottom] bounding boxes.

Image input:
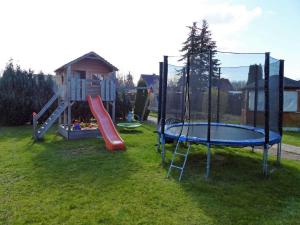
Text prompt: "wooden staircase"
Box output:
[[33, 93, 67, 140]]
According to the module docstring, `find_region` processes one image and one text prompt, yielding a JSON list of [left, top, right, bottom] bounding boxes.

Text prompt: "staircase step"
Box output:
[[34, 101, 67, 139]]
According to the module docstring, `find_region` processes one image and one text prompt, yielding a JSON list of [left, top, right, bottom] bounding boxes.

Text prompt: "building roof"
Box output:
[[140, 74, 159, 87], [54, 51, 118, 73], [218, 78, 234, 91], [245, 76, 300, 89], [284, 77, 300, 88]]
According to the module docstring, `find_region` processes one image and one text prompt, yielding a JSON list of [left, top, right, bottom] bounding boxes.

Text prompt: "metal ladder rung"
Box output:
[[170, 165, 183, 170], [167, 142, 191, 181]]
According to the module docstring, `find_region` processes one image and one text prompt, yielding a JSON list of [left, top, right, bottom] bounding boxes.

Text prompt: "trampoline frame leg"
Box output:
[[157, 133, 161, 152], [161, 135, 166, 163], [205, 143, 211, 180], [276, 142, 282, 165], [263, 144, 269, 176]]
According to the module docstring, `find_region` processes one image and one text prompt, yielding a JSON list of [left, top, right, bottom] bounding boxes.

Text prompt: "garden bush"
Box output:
[[0, 61, 56, 125], [134, 79, 149, 121]]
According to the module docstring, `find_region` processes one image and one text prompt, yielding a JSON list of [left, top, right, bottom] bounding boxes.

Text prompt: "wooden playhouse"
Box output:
[[33, 51, 118, 140]]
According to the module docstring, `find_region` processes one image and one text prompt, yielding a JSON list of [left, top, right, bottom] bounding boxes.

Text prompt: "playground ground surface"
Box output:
[[1, 125, 300, 225]]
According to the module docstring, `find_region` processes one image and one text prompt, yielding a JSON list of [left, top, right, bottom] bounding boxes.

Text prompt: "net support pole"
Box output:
[[252, 65, 259, 152], [253, 65, 259, 128], [206, 50, 213, 179], [207, 50, 213, 142], [161, 56, 168, 162], [216, 67, 221, 123], [186, 54, 191, 123], [157, 62, 163, 151], [263, 52, 270, 175], [264, 52, 270, 144], [180, 66, 186, 123], [277, 59, 284, 165], [158, 62, 163, 124], [278, 60, 284, 137]]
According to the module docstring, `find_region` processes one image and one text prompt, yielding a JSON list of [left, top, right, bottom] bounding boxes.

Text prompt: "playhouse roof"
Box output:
[[54, 51, 118, 73]]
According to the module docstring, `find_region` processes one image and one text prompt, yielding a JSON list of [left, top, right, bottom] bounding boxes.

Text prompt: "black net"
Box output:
[[165, 57, 186, 123], [269, 56, 281, 133], [162, 51, 283, 144], [189, 52, 210, 124], [213, 52, 266, 131]]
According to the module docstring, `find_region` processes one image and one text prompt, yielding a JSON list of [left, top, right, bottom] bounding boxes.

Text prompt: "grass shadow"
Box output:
[[162, 143, 300, 224], [30, 132, 138, 188], [118, 129, 143, 134]]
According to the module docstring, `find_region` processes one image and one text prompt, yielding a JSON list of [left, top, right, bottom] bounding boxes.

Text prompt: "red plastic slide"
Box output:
[[87, 95, 125, 151]]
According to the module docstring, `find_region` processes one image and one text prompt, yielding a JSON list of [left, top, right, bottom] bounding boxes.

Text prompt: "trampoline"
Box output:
[[164, 122, 281, 146], [156, 50, 284, 181]]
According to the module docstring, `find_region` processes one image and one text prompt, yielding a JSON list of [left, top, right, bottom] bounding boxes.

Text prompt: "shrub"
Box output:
[[0, 62, 55, 125], [115, 89, 132, 120], [71, 101, 93, 122], [134, 80, 149, 121]]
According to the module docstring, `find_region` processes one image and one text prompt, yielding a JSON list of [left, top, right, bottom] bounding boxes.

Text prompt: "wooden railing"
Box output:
[[32, 91, 60, 138], [60, 78, 116, 102]]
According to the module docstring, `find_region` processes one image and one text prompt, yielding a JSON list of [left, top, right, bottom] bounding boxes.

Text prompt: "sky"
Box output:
[[0, 0, 299, 83]]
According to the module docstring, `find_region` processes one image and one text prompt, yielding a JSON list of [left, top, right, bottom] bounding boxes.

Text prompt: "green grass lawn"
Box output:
[[1, 125, 300, 224], [149, 111, 157, 118], [283, 131, 300, 147]]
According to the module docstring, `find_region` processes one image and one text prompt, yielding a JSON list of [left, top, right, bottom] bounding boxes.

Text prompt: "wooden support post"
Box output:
[[58, 96, 61, 127], [63, 110, 67, 129], [112, 101, 116, 123], [67, 66, 72, 140]]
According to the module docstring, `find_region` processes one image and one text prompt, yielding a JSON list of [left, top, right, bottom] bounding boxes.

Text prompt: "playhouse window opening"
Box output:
[[91, 73, 103, 86], [79, 71, 86, 79]]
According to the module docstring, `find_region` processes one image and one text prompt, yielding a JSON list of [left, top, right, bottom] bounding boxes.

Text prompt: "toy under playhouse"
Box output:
[[33, 52, 125, 150]]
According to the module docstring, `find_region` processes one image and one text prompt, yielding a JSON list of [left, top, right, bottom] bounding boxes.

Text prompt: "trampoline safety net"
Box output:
[[159, 51, 283, 144]]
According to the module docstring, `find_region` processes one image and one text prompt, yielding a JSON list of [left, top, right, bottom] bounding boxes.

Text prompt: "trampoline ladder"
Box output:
[[167, 141, 191, 181]]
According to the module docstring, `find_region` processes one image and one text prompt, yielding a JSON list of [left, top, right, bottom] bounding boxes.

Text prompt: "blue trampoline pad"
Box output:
[[164, 122, 281, 146]]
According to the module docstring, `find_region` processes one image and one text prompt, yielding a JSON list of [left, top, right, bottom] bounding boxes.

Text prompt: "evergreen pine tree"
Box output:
[[180, 22, 200, 61], [247, 64, 263, 85], [180, 20, 219, 111], [180, 20, 219, 79], [125, 72, 135, 89]]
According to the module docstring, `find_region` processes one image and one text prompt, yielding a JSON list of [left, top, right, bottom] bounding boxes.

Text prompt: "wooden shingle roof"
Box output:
[[55, 51, 118, 73]]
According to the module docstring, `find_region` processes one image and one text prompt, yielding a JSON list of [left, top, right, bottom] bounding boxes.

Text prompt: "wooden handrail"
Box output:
[[34, 92, 59, 121]]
